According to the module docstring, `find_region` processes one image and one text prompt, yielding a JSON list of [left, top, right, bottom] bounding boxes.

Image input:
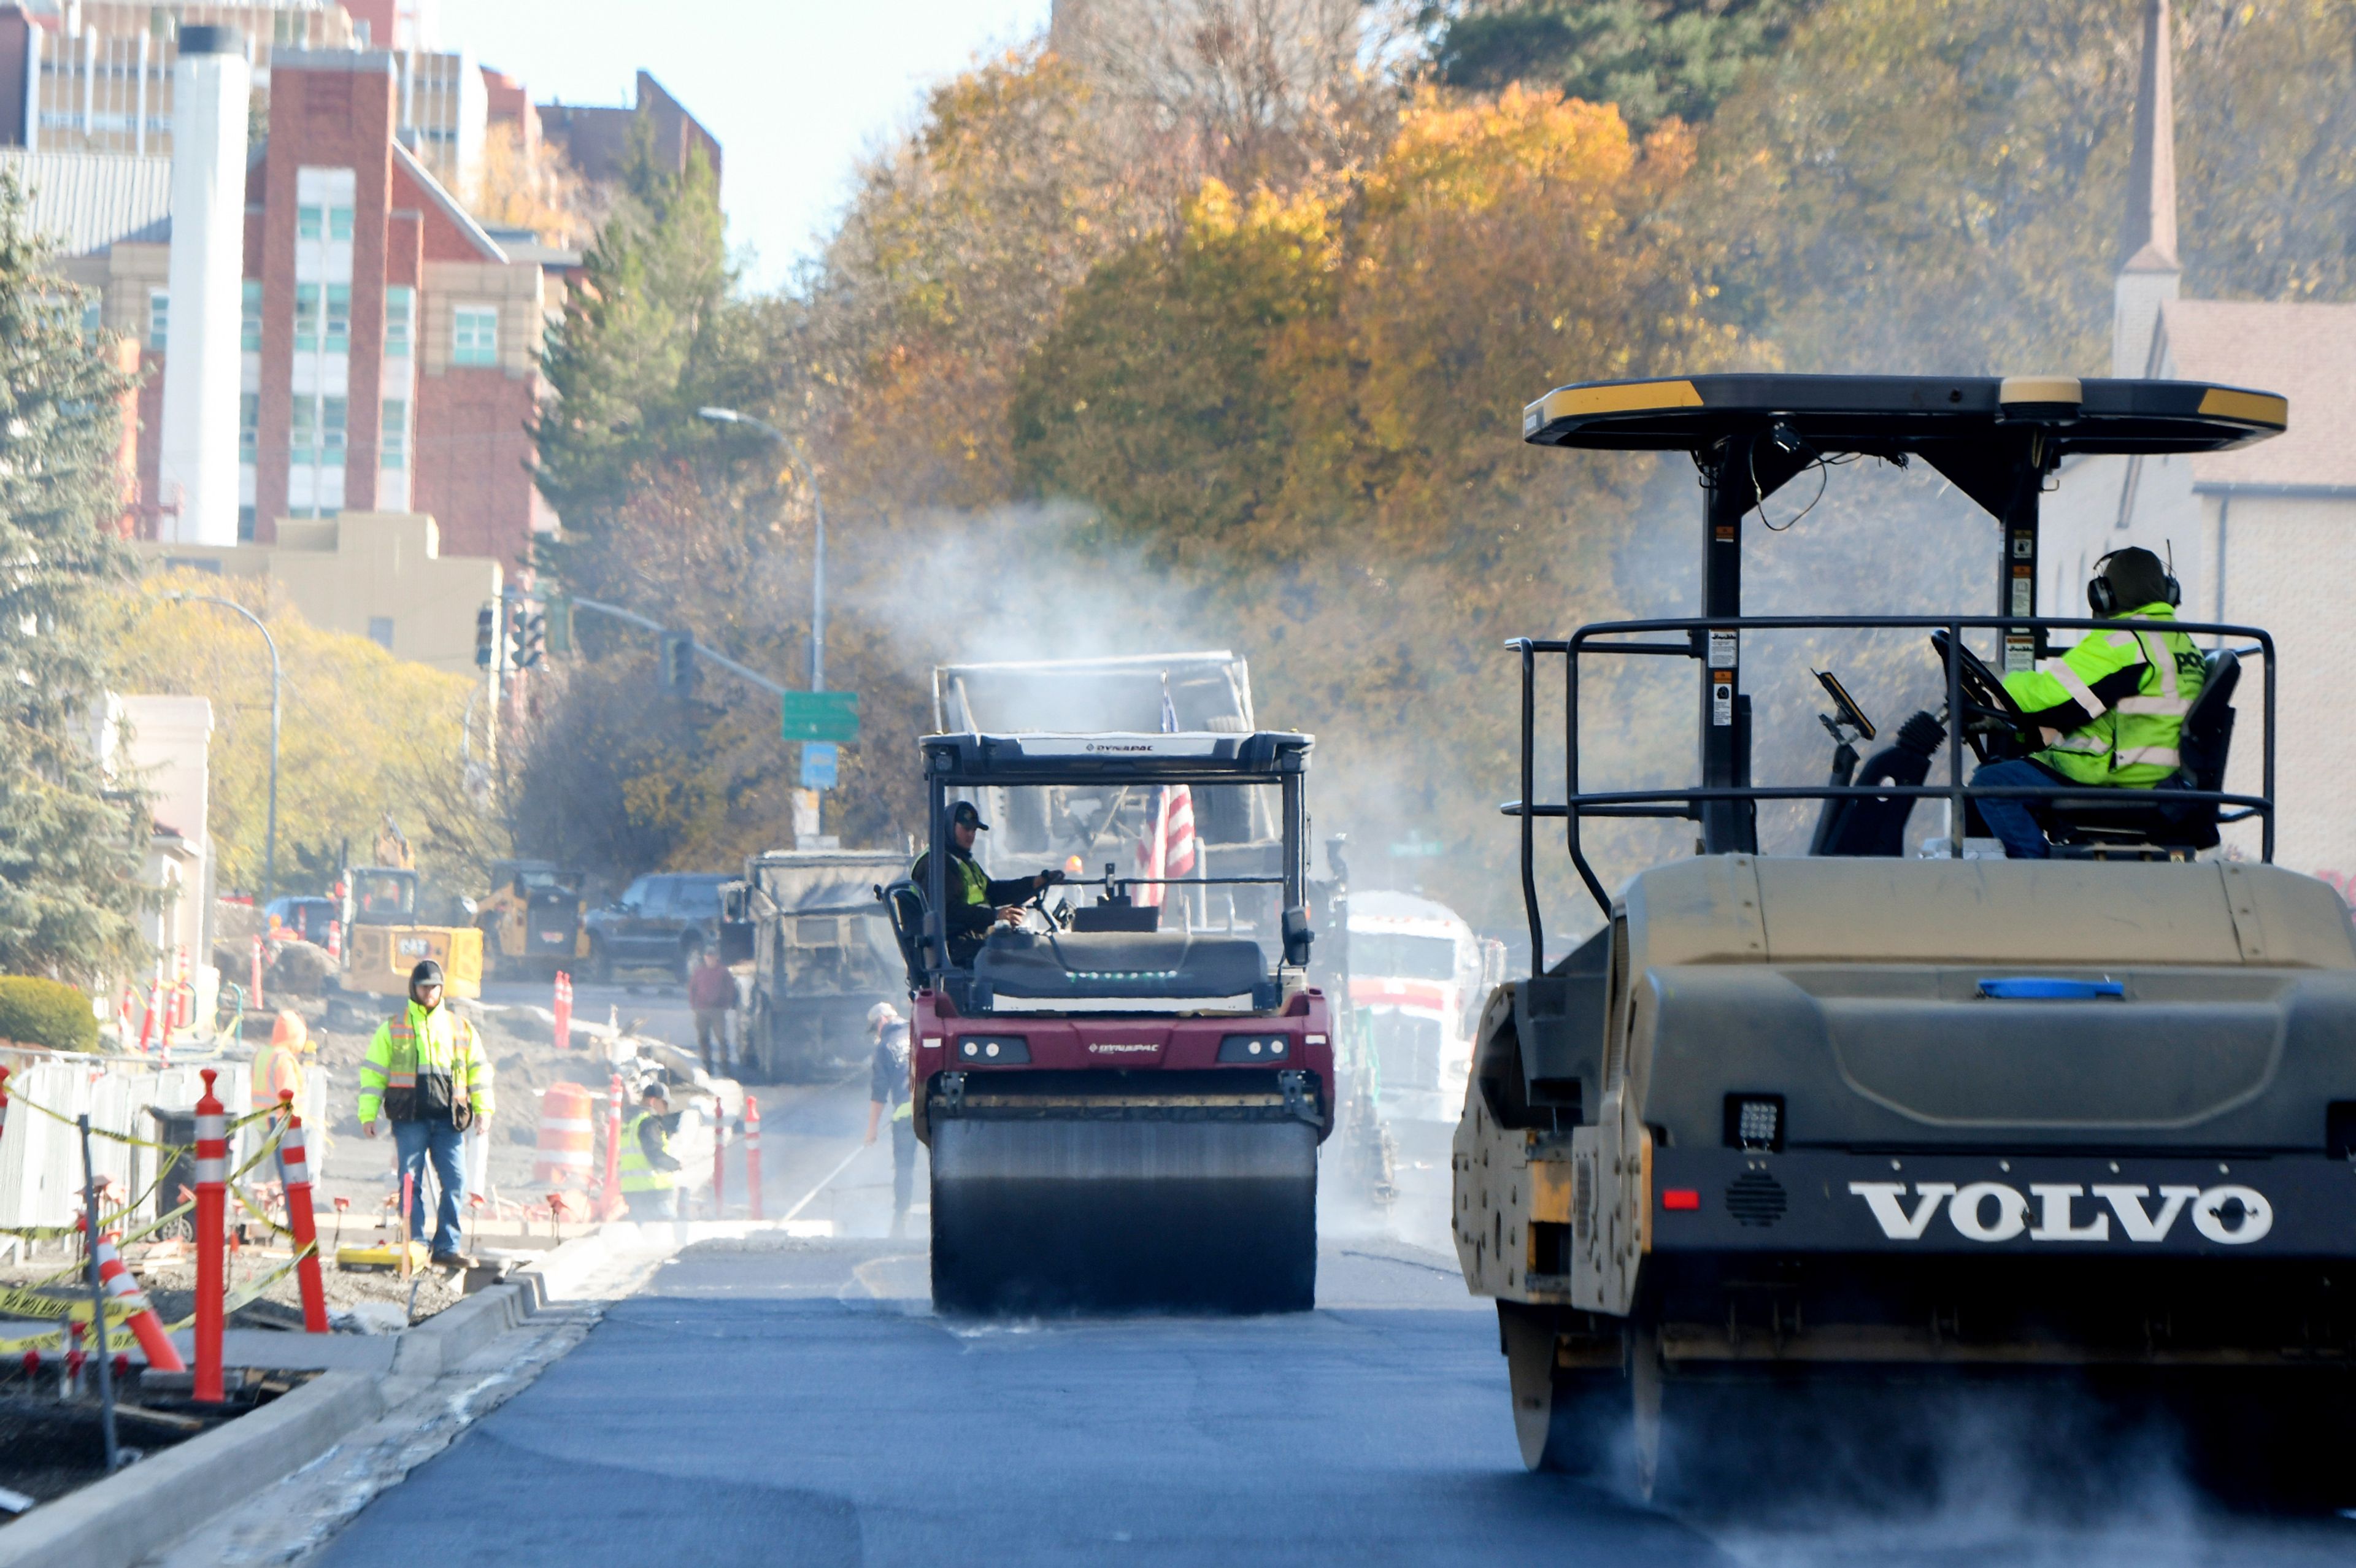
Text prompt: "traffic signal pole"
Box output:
[[568, 596, 791, 698]]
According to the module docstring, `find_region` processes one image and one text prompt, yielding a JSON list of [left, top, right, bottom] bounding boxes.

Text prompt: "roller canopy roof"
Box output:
[[923, 731, 1312, 782], [1521, 374, 2287, 458]]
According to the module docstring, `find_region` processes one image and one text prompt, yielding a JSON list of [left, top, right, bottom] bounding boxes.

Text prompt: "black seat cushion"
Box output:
[[2043, 650, 2239, 853]]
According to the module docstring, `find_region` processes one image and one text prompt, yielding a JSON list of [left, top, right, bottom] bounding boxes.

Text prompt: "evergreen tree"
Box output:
[[0, 173, 149, 982], [1431, 0, 1801, 129]]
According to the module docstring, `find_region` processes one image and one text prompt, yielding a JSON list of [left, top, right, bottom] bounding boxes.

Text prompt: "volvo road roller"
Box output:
[[886, 728, 1333, 1315], [1452, 372, 2356, 1502]]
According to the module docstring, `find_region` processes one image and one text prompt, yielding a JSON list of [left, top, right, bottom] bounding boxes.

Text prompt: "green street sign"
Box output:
[[1388, 836, 1448, 859], [780, 690, 860, 743]]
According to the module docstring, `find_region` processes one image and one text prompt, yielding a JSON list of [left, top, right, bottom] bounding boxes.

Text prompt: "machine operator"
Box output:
[[1969, 546, 2203, 859], [909, 800, 1066, 963]]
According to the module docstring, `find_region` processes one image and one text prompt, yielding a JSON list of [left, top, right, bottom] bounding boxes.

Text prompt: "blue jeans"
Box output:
[[392, 1118, 467, 1255], [1969, 758, 2071, 859]]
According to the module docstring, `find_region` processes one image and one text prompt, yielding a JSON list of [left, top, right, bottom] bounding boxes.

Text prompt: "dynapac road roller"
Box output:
[[1455, 373, 2356, 1501], [887, 729, 1332, 1314]]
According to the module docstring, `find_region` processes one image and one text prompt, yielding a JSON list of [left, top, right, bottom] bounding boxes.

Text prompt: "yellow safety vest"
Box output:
[[619, 1110, 673, 1191]]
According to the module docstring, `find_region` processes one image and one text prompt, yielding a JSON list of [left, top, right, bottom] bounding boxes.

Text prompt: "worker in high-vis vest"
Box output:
[[619, 1082, 683, 1220], [862, 1004, 917, 1234], [252, 1009, 314, 1186], [907, 800, 1064, 964], [1970, 547, 2204, 860], [357, 959, 495, 1267]]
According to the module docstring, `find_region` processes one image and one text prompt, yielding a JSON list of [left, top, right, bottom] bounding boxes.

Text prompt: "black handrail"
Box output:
[[1504, 613, 2277, 970]]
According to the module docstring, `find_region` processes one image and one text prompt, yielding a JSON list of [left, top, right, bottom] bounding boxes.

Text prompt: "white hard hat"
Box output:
[[867, 1002, 902, 1028]]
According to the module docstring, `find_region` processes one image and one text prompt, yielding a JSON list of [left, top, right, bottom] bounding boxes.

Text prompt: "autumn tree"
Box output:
[[109, 574, 505, 899], [0, 174, 150, 983]]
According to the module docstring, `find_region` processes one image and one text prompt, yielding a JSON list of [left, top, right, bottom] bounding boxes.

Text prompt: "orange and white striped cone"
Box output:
[[94, 1230, 185, 1372], [744, 1096, 763, 1221], [278, 1099, 330, 1334], [597, 1074, 624, 1221], [194, 1069, 227, 1402]]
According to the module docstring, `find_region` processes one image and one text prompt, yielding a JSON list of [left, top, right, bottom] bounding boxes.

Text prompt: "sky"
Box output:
[[439, 0, 1057, 293]]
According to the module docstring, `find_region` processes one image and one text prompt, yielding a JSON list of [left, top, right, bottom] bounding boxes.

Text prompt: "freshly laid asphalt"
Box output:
[[307, 1078, 2356, 1568]]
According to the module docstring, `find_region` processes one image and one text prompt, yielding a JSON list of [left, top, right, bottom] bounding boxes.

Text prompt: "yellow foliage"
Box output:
[[106, 572, 506, 899], [1365, 85, 1636, 220]]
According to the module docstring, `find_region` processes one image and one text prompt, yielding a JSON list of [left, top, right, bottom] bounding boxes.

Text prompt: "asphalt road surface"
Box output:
[[306, 1078, 2356, 1568]]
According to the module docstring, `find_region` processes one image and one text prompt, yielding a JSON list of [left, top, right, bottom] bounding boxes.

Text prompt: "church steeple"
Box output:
[[2113, 0, 2182, 375]]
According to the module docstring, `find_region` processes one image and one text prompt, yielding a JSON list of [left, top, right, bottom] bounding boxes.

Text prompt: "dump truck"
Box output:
[[1347, 890, 1498, 1123], [730, 847, 908, 1081], [1453, 372, 2356, 1502], [885, 729, 1332, 1314], [475, 858, 589, 979]]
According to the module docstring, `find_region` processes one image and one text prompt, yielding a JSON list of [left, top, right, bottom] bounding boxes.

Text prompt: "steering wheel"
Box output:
[[1929, 631, 2032, 764], [1006, 874, 1072, 934]]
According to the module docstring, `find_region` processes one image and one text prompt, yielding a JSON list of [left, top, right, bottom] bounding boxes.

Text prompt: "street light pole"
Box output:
[[166, 593, 280, 902], [699, 407, 825, 691]]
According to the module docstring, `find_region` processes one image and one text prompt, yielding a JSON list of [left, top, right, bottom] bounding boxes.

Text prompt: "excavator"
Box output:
[[1452, 372, 2356, 1504]]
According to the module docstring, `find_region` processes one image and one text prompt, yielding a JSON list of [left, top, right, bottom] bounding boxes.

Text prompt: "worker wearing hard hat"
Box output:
[[252, 1009, 314, 1184], [861, 1003, 917, 1235], [356, 960, 495, 1267], [908, 801, 1064, 964], [618, 1082, 684, 1220], [1971, 547, 2205, 859]]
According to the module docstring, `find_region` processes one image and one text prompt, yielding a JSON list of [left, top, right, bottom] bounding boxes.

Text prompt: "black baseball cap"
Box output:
[[641, 1082, 669, 1101], [949, 801, 988, 831], [409, 959, 445, 987]]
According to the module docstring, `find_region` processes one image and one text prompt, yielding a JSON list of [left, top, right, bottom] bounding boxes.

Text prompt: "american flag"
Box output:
[[1136, 677, 1194, 908], [1134, 785, 1194, 909]]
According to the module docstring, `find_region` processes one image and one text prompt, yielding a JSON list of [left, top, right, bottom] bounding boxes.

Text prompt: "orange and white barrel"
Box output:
[[533, 1082, 595, 1185]]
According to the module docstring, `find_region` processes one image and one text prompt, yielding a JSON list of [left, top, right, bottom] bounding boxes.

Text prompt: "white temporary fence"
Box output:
[[0, 1048, 331, 1247]]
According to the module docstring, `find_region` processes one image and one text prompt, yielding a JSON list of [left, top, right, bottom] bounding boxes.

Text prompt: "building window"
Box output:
[[380, 398, 407, 469], [325, 285, 351, 353], [384, 286, 413, 358], [147, 290, 167, 350], [241, 280, 261, 352], [367, 617, 394, 650], [329, 206, 355, 242], [297, 204, 322, 240], [322, 396, 347, 458], [294, 283, 320, 352], [237, 505, 256, 542], [238, 393, 259, 464], [452, 306, 498, 367], [79, 299, 99, 341], [290, 397, 317, 465]]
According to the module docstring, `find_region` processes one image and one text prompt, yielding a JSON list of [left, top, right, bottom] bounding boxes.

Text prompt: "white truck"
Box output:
[[1347, 891, 1501, 1121]]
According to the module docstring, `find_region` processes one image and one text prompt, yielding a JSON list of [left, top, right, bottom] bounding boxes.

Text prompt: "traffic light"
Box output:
[[504, 598, 545, 670], [544, 592, 572, 655], [658, 631, 696, 697], [474, 605, 495, 669]]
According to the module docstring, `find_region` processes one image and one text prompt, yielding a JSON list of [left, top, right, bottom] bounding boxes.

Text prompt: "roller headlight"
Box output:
[[956, 1035, 1030, 1064], [1724, 1093, 1784, 1152], [1217, 1034, 1292, 1063]]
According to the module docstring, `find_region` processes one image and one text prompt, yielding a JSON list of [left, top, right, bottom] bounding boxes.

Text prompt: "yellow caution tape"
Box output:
[[0, 1324, 140, 1356], [160, 1243, 314, 1333], [0, 1283, 139, 1324]]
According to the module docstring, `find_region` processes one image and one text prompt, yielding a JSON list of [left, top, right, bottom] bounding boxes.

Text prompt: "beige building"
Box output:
[[139, 508, 501, 675], [2041, 0, 2356, 890]]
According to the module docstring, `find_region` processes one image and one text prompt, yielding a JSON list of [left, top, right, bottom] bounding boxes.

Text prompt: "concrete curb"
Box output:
[[0, 1370, 387, 1568], [0, 1277, 545, 1568]]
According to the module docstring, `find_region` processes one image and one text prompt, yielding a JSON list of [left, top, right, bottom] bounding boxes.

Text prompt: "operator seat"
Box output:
[[882, 878, 928, 991], [2042, 649, 2240, 855]]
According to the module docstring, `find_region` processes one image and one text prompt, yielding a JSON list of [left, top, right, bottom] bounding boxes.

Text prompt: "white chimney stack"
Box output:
[[156, 26, 250, 546]]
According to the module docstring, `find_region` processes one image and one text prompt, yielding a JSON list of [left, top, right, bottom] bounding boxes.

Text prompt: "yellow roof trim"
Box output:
[[1524, 379, 1704, 435], [2196, 386, 2288, 430]]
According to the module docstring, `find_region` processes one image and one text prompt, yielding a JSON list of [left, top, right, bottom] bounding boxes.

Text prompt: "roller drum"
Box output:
[[930, 1117, 1317, 1315]]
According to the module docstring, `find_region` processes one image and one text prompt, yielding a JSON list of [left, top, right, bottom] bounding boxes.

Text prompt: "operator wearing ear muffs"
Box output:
[[1970, 546, 2205, 859]]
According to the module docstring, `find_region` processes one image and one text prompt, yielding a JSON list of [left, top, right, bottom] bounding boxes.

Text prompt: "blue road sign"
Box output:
[[801, 742, 839, 790]]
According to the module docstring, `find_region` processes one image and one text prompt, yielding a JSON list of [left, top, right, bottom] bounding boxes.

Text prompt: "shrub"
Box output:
[[0, 975, 99, 1053]]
